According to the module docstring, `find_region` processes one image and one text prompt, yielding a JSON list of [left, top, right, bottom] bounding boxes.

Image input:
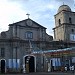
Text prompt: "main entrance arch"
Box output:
[[23, 55, 36, 73], [0, 59, 6, 73]]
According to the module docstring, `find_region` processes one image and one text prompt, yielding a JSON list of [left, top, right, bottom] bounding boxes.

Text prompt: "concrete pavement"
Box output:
[[0, 72, 75, 75]]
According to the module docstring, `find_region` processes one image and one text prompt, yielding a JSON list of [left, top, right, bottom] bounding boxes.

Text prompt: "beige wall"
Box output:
[[54, 10, 75, 42]]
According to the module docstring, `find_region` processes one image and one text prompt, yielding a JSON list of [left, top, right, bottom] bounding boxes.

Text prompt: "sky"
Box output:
[[0, 0, 75, 36]]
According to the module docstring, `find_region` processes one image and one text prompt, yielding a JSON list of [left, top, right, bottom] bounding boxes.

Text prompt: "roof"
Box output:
[[9, 18, 46, 29], [58, 5, 71, 13], [32, 47, 75, 54]]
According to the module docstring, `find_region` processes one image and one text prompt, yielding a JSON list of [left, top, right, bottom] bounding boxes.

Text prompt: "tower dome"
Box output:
[[58, 5, 71, 13]]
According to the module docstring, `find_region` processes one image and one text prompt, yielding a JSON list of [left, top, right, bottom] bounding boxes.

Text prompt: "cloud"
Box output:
[[0, 0, 27, 32], [0, 0, 74, 36]]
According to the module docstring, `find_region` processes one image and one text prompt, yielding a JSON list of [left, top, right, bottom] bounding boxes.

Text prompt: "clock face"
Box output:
[[26, 20, 32, 26]]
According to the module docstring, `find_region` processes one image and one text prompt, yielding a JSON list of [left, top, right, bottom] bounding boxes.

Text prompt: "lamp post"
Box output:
[[25, 38, 32, 73], [29, 39, 32, 54], [15, 47, 17, 71], [40, 50, 45, 72], [46, 59, 48, 72]]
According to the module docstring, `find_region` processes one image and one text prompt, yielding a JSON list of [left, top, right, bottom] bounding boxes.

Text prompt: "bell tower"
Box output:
[[53, 5, 75, 42]]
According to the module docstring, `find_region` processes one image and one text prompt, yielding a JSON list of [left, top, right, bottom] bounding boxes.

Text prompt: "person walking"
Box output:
[[65, 66, 67, 72], [72, 65, 74, 73], [69, 66, 72, 71]]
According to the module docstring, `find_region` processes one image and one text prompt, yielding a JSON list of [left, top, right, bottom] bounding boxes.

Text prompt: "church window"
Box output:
[[1, 48, 5, 57], [58, 19, 61, 25], [8, 59, 20, 68], [71, 29, 74, 33], [70, 34, 75, 41], [69, 17, 72, 23], [25, 31, 33, 39]]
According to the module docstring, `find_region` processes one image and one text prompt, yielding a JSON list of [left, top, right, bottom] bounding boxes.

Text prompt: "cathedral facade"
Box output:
[[0, 18, 53, 73]]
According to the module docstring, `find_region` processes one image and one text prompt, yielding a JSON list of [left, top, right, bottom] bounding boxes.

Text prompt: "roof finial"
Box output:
[[63, 2, 64, 5], [26, 13, 30, 19]]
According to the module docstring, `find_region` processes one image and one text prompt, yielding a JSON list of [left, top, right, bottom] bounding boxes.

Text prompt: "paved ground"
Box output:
[[0, 72, 75, 75]]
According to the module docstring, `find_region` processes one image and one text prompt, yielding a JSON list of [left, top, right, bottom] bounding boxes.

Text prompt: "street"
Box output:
[[0, 72, 75, 75]]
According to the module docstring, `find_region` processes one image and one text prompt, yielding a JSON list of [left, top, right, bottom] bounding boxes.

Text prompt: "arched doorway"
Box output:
[[24, 55, 36, 73], [1, 60, 5, 73]]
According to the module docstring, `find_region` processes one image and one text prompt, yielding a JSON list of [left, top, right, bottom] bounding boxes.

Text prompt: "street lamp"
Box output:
[[28, 39, 33, 54], [46, 59, 48, 72]]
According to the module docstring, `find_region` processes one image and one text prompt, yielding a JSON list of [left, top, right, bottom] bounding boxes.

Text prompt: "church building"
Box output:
[[53, 5, 75, 42], [0, 17, 53, 73], [0, 4, 75, 73]]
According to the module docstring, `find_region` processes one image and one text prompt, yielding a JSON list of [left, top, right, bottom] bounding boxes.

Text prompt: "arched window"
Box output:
[[71, 29, 74, 33], [1, 48, 5, 57], [58, 19, 61, 25], [69, 17, 72, 23], [25, 31, 33, 39]]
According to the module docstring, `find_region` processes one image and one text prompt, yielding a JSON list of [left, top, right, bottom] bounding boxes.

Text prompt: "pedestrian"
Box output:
[[65, 66, 67, 72], [21, 68, 23, 73], [69, 66, 72, 71], [72, 65, 74, 73]]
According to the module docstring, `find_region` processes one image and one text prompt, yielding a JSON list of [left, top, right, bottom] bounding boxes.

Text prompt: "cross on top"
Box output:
[[63, 2, 64, 5], [26, 13, 30, 19]]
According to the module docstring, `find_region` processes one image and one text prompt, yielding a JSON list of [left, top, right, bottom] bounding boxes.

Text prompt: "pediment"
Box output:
[[9, 18, 46, 29]]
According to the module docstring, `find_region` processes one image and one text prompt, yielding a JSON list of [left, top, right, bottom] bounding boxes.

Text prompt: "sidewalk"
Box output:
[[0, 72, 75, 75]]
